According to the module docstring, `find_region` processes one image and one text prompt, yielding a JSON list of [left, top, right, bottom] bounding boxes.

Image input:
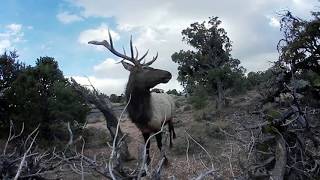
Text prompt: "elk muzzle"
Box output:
[[160, 71, 172, 83]]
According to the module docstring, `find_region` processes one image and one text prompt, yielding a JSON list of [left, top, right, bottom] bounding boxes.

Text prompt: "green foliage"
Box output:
[[49, 81, 88, 123], [2, 55, 89, 140], [188, 86, 208, 109], [0, 51, 25, 90], [247, 71, 264, 88], [171, 50, 199, 93], [172, 17, 246, 105], [262, 11, 320, 104], [109, 94, 125, 103], [278, 11, 320, 75], [0, 51, 25, 131], [303, 71, 320, 88], [166, 89, 181, 96], [265, 109, 282, 121], [246, 69, 278, 90]]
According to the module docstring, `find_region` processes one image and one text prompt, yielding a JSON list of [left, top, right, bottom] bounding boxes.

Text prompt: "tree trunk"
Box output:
[[95, 102, 132, 162], [216, 78, 225, 111], [70, 78, 131, 162]]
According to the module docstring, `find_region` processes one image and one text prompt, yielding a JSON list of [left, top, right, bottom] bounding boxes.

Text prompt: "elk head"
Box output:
[[88, 30, 172, 90]]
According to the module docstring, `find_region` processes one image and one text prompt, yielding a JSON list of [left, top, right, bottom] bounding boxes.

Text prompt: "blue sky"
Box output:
[[0, 0, 318, 94], [0, 0, 115, 75]]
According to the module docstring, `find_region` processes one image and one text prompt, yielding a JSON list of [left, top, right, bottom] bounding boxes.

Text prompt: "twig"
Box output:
[[108, 94, 131, 180], [228, 144, 235, 178], [247, 130, 255, 162], [67, 121, 74, 146], [80, 137, 85, 180], [14, 125, 40, 180], [186, 133, 191, 168], [185, 130, 214, 170], [193, 169, 216, 180], [151, 157, 166, 180], [3, 121, 24, 155], [218, 127, 246, 143]]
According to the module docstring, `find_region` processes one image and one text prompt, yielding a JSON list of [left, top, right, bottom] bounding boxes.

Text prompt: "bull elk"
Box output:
[[88, 31, 176, 164]]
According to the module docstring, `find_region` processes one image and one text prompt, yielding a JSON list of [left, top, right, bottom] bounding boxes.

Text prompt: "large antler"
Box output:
[[88, 29, 158, 67]]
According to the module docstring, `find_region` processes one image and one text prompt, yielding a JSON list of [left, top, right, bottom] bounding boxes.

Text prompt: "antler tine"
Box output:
[[135, 46, 139, 60], [122, 46, 127, 56], [138, 50, 149, 62], [119, 46, 131, 64], [88, 31, 158, 67], [144, 52, 158, 66], [130, 35, 135, 60], [108, 29, 113, 48], [117, 46, 127, 64], [88, 29, 136, 64]]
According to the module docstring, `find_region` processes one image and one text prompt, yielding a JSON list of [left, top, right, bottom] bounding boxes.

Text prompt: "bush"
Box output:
[[187, 120, 231, 145], [188, 86, 208, 109], [0, 51, 25, 132], [166, 89, 181, 96], [109, 93, 125, 103], [82, 126, 111, 148], [2, 56, 89, 142]]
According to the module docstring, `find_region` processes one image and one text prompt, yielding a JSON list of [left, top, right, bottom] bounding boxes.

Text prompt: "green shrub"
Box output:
[[188, 86, 208, 109], [166, 89, 182, 96], [2, 56, 89, 142]]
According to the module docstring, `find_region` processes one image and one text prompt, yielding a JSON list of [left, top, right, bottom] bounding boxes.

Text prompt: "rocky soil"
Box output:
[[80, 90, 265, 179]]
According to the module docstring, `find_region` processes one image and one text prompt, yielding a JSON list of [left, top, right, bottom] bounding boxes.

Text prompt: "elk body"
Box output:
[[89, 32, 176, 163]]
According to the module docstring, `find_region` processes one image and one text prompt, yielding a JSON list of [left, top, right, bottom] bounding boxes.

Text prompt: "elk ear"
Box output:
[[121, 61, 134, 71]]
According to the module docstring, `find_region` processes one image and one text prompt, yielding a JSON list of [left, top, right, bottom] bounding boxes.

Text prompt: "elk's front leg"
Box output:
[[156, 132, 168, 164]]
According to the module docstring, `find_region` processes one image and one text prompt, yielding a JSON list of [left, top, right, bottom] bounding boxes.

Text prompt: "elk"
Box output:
[[88, 31, 176, 164]]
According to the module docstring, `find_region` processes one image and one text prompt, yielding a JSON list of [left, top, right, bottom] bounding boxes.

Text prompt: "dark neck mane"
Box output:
[[125, 78, 152, 128]]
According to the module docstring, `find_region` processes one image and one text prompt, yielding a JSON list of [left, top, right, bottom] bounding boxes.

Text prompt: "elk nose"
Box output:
[[167, 72, 172, 79]]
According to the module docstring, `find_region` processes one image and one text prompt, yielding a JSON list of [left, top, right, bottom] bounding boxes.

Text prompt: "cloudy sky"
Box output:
[[0, 0, 318, 94]]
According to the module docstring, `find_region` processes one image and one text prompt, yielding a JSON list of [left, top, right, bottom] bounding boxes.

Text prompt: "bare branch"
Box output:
[[108, 94, 132, 180], [192, 169, 216, 180], [185, 130, 214, 170], [14, 125, 40, 180], [3, 121, 24, 155]]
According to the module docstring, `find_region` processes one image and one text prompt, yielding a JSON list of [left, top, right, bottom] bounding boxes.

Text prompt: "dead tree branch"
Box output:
[[70, 78, 131, 161]]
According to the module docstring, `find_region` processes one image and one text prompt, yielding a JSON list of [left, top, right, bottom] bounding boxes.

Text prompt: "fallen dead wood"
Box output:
[[70, 78, 131, 162]]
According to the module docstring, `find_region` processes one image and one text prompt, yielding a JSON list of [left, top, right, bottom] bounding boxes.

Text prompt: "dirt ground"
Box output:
[[80, 90, 264, 179], [2, 90, 319, 179]]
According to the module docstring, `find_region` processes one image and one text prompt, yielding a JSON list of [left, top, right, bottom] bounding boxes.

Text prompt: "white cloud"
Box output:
[[0, 23, 24, 52], [72, 57, 183, 95], [267, 16, 281, 28], [57, 11, 83, 24], [40, 41, 53, 51], [72, 75, 128, 95], [292, 0, 317, 13], [93, 58, 129, 78], [6, 24, 22, 34], [78, 24, 120, 50], [240, 52, 278, 72], [0, 40, 11, 51], [72, 74, 182, 95], [67, 0, 318, 94], [71, 58, 128, 95]]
